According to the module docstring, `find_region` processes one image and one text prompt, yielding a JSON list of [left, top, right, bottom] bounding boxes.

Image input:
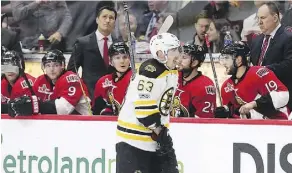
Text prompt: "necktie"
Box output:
[[103, 37, 109, 67], [146, 13, 159, 40], [258, 35, 271, 66]]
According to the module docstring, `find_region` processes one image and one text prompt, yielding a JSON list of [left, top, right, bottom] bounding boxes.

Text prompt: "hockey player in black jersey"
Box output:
[[116, 33, 181, 173]]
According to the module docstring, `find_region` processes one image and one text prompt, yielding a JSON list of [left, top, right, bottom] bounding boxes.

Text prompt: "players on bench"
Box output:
[[8, 50, 91, 117], [215, 41, 290, 119]]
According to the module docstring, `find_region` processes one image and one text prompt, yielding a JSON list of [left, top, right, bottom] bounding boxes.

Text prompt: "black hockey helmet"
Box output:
[[182, 44, 206, 67], [220, 41, 250, 65], [1, 50, 23, 74], [108, 42, 130, 59], [42, 49, 65, 66]]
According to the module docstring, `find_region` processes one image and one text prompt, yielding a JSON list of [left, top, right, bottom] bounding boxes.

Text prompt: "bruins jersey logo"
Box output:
[[159, 87, 175, 116], [171, 96, 189, 117], [144, 65, 156, 72]]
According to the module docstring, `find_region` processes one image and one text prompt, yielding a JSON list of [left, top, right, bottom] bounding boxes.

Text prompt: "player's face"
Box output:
[[44, 61, 64, 81], [111, 53, 130, 73], [166, 47, 182, 70], [177, 53, 192, 71], [4, 72, 18, 83], [219, 54, 234, 75]]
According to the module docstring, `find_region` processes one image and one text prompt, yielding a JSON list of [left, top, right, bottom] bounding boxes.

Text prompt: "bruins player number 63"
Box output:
[[116, 33, 181, 173]]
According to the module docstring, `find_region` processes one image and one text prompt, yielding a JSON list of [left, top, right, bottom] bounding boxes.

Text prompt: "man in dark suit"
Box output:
[[1, 28, 22, 53], [67, 5, 117, 100], [250, 2, 292, 110], [281, 2, 292, 28]]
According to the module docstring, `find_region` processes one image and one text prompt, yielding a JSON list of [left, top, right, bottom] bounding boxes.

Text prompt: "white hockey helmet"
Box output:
[[149, 33, 180, 63]]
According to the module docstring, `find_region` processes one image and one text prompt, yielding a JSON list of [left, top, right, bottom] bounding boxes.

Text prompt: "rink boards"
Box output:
[[1, 115, 292, 173]]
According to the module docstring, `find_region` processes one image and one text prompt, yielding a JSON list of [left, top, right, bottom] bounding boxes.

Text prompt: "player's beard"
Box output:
[[227, 64, 237, 76], [182, 66, 193, 78]]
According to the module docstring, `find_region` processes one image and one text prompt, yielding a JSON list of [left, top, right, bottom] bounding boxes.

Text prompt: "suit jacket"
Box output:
[[251, 25, 292, 109], [281, 8, 292, 28], [1, 28, 25, 69], [67, 32, 116, 100]]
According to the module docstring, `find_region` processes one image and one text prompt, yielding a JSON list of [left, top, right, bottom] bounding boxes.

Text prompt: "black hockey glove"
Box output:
[[8, 95, 39, 117], [152, 126, 179, 173], [214, 106, 230, 118]]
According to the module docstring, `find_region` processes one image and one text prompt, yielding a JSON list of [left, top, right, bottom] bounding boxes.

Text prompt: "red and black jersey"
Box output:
[[92, 69, 132, 115], [1, 73, 35, 103], [33, 71, 90, 115], [221, 66, 290, 119], [171, 71, 216, 118]]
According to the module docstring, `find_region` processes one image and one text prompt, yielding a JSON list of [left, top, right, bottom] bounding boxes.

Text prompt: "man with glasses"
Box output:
[[215, 41, 290, 119]]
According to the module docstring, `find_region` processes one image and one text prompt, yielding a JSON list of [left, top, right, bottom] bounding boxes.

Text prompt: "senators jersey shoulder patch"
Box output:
[[66, 74, 79, 83], [138, 59, 167, 79], [20, 79, 33, 89], [256, 68, 269, 78], [205, 85, 216, 95]]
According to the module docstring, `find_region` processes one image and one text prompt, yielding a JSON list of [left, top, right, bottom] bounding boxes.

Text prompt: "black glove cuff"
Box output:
[[214, 106, 230, 118], [39, 100, 57, 114], [1, 103, 8, 114]]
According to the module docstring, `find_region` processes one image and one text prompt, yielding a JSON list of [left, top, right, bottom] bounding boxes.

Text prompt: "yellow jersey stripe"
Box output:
[[157, 70, 178, 78], [134, 100, 157, 106], [116, 130, 153, 142], [135, 109, 160, 117], [118, 120, 151, 132]]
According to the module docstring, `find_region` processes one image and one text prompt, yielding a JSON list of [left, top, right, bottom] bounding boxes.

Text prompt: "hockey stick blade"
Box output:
[[158, 15, 174, 34]]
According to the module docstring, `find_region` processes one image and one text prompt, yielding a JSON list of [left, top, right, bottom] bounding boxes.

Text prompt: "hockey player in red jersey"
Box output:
[[173, 44, 216, 118], [92, 42, 132, 115], [215, 41, 290, 119], [1, 51, 35, 114], [8, 50, 91, 116]]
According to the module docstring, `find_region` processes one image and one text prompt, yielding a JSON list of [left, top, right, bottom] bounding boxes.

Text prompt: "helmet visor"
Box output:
[[1, 57, 20, 73]]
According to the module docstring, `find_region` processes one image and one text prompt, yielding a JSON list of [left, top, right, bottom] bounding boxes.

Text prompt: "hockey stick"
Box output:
[[158, 15, 174, 34], [16, 54, 35, 96], [204, 34, 223, 106], [73, 43, 92, 115], [123, 2, 136, 77]]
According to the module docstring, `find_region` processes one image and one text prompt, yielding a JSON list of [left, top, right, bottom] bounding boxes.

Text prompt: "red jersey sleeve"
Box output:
[[253, 67, 289, 110]]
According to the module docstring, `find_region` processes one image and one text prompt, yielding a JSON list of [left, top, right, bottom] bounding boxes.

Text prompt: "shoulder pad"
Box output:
[[138, 59, 167, 78]]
